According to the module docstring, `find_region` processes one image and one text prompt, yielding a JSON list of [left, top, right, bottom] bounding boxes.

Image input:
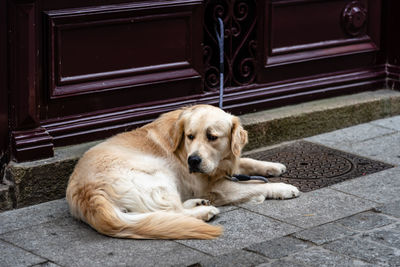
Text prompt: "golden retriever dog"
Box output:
[[66, 105, 299, 240]]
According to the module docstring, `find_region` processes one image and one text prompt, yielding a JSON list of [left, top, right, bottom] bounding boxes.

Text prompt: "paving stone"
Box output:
[[322, 132, 400, 165], [361, 224, 400, 249], [371, 116, 400, 131], [0, 217, 210, 267], [388, 256, 400, 266], [293, 222, 356, 245], [290, 247, 375, 267], [257, 259, 305, 267], [336, 211, 397, 231], [0, 183, 14, 211], [305, 122, 396, 147], [246, 236, 311, 259], [177, 208, 300, 256], [0, 198, 69, 234], [331, 167, 400, 204], [194, 249, 269, 267], [240, 188, 376, 228], [375, 200, 400, 218], [31, 262, 62, 267], [323, 236, 399, 266], [0, 239, 47, 267], [217, 205, 238, 214]]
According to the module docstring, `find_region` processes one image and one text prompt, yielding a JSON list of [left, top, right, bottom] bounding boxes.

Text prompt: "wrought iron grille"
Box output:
[[203, 0, 257, 91]]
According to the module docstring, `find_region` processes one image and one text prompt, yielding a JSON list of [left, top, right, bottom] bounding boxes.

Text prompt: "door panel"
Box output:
[[43, 0, 203, 118], [259, 0, 381, 82]]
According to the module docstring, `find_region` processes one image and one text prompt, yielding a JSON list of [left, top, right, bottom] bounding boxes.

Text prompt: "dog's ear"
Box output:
[[231, 116, 248, 157], [169, 111, 187, 152]]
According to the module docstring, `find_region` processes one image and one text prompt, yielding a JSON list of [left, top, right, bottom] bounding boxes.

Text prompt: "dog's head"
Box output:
[[171, 105, 247, 175]]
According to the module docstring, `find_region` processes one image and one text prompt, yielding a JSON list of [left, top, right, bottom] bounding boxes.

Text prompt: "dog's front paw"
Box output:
[[194, 206, 220, 221], [268, 183, 300, 200], [266, 162, 287, 176], [205, 206, 220, 221], [183, 199, 211, 209]]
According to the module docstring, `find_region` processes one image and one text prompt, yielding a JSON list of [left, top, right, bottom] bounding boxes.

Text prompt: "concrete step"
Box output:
[[2, 89, 400, 211]]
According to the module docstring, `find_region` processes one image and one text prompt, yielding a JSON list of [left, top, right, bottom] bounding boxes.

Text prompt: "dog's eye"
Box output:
[[207, 133, 218, 141], [187, 134, 195, 140]]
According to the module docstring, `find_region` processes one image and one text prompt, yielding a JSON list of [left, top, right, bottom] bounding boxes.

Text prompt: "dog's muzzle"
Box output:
[[188, 154, 202, 173]]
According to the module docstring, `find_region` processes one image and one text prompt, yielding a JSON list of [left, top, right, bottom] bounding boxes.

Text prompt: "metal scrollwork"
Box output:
[[204, 0, 257, 91]]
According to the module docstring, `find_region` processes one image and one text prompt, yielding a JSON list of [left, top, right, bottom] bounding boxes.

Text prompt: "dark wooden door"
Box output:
[[5, 0, 400, 162], [386, 0, 400, 89], [0, 0, 8, 165]]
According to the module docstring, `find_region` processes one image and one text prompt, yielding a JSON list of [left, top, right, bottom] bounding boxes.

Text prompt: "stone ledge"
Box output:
[[2, 89, 400, 211], [242, 89, 400, 150]]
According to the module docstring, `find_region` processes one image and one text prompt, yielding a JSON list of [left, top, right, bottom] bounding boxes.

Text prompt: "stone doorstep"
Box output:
[[1, 89, 400, 211], [0, 183, 14, 211]]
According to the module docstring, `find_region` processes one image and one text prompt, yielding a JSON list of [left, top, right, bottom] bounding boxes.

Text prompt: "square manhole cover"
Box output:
[[246, 141, 394, 192]]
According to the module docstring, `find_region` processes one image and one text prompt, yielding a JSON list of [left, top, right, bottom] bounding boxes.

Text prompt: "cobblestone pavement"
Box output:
[[1, 116, 399, 267]]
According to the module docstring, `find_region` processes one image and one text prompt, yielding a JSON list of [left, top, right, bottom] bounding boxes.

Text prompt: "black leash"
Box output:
[[226, 174, 269, 183], [215, 17, 224, 109]]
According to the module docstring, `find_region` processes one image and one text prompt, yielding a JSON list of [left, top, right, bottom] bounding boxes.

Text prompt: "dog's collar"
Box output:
[[225, 174, 269, 183]]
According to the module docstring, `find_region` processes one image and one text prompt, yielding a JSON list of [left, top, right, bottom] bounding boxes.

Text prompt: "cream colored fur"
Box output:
[[66, 105, 299, 240]]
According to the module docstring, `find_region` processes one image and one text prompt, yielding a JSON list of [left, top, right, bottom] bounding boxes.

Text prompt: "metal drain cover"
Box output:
[[247, 141, 393, 192]]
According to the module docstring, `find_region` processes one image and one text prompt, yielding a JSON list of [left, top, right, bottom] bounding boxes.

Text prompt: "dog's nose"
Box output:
[[188, 155, 202, 169]]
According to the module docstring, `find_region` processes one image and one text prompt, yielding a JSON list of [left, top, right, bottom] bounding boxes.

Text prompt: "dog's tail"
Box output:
[[67, 185, 222, 240]]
